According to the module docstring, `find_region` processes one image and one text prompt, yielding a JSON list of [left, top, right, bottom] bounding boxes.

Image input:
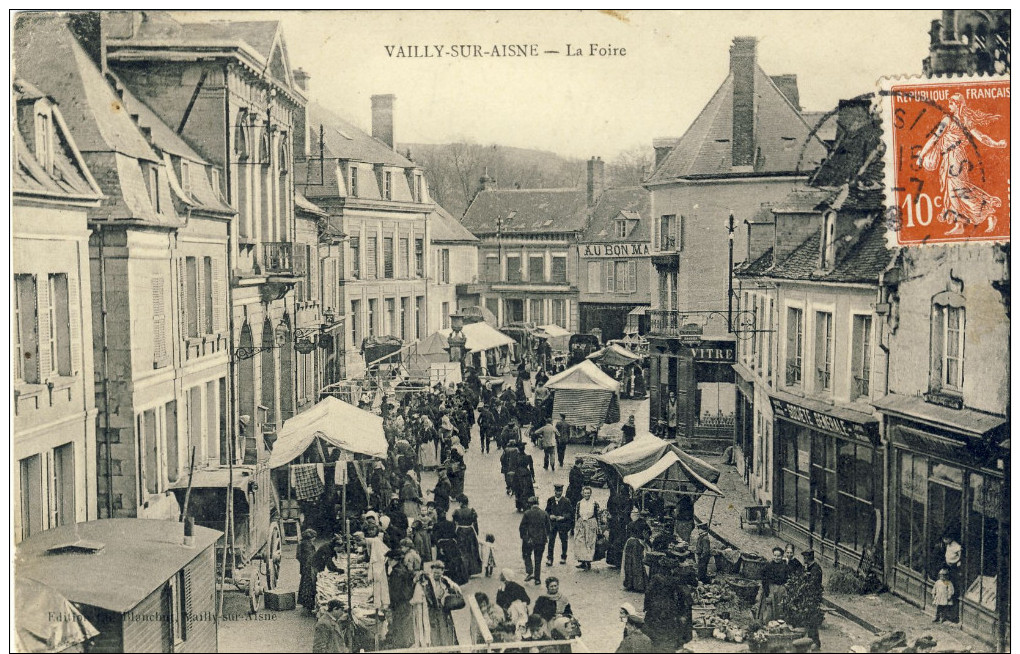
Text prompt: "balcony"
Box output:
[[262, 242, 303, 276], [648, 310, 701, 339], [785, 361, 802, 386]]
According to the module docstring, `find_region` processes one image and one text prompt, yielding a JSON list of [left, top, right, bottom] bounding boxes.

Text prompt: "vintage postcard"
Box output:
[[10, 10, 1010, 654]]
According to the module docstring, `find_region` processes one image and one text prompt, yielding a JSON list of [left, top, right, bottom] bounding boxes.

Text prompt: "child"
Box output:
[[931, 568, 954, 623], [480, 533, 497, 577]]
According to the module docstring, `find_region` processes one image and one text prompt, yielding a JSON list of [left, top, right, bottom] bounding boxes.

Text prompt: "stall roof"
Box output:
[[535, 324, 571, 338], [545, 360, 621, 392], [438, 321, 516, 353], [16, 577, 99, 653], [270, 397, 387, 467], [16, 519, 221, 614], [588, 343, 642, 367], [597, 433, 722, 490], [169, 464, 264, 490], [622, 451, 724, 496]]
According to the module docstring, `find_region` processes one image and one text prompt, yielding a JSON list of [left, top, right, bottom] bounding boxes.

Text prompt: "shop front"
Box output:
[[875, 394, 1009, 646], [770, 393, 882, 572], [734, 370, 755, 482]]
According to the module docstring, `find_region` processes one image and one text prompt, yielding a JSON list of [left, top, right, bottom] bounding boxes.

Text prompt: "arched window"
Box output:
[[278, 134, 289, 173], [259, 129, 271, 166]]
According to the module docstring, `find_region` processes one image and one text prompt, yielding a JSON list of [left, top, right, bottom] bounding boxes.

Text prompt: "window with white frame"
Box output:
[[821, 210, 836, 269], [35, 107, 53, 174], [931, 294, 965, 393], [551, 255, 567, 284], [439, 249, 451, 284], [351, 299, 361, 345], [180, 160, 191, 195], [186, 257, 199, 338], [615, 220, 629, 238], [814, 311, 833, 392], [442, 302, 451, 329], [48, 273, 71, 376], [851, 315, 872, 399], [785, 306, 803, 386]]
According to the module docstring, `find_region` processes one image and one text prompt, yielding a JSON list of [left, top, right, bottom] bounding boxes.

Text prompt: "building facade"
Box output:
[[296, 96, 432, 378], [13, 77, 104, 542], [643, 36, 828, 452], [429, 205, 480, 329], [576, 186, 652, 340], [923, 9, 1010, 77], [105, 12, 306, 460]]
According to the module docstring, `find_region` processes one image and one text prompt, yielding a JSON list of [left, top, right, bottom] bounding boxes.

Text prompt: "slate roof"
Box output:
[[13, 79, 103, 201], [112, 12, 279, 63], [461, 188, 588, 235], [308, 101, 412, 168], [646, 65, 828, 183], [801, 111, 839, 143], [430, 204, 478, 243], [581, 187, 651, 242]]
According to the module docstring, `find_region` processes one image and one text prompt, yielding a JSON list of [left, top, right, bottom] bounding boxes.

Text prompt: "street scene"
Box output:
[[11, 10, 1010, 654]]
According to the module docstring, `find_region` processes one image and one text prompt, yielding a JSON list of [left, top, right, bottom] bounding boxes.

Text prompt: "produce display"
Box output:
[[695, 615, 746, 643], [316, 563, 373, 612]]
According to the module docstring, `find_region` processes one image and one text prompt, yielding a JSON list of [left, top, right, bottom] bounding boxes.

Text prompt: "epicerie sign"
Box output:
[[580, 243, 651, 258]]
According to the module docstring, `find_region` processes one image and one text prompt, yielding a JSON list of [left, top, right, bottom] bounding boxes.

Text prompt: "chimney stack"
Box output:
[[478, 168, 496, 193], [730, 36, 757, 170], [68, 12, 106, 75], [587, 156, 605, 207], [770, 74, 800, 111], [293, 68, 310, 93], [371, 94, 396, 150], [652, 137, 680, 171]]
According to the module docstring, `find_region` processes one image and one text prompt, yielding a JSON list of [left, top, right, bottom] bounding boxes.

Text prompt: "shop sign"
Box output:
[[923, 391, 964, 410], [690, 343, 735, 363], [580, 243, 651, 258], [770, 397, 878, 444]]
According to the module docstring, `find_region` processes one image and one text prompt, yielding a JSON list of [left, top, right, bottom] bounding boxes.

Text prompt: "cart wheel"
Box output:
[[265, 522, 283, 590], [249, 574, 265, 615]]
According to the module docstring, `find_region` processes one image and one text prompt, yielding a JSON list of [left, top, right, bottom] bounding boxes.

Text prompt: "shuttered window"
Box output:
[[528, 256, 544, 282], [181, 567, 193, 641], [185, 258, 199, 338], [785, 307, 803, 386], [211, 255, 225, 332], [414, 238, 424, 276], [202, 258, 214, 334], [399, 238, 410, 277], [349, 237, 361, 278], [153, 277, 169, 368], [383, 237, 394, 278], [605, 261, 615, 292], [365, 237, 378, 280], [551, 256, 567, 284], [48, 274, 72, 375], [587, 261, 601, 293]]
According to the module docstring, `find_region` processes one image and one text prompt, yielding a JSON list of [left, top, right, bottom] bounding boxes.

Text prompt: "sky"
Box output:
[[173, 10, 938, 160]]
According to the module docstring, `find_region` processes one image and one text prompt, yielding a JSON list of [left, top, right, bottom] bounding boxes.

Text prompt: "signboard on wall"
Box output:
[[580, 243, 651, 258], [770, 396, 879, 445]]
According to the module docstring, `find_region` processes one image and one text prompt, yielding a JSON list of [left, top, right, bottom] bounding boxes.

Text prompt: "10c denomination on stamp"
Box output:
[[879, 75, 1010, 245]]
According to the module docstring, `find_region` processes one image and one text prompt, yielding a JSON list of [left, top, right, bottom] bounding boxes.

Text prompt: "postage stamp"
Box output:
[[878, 74, 1010, 245]]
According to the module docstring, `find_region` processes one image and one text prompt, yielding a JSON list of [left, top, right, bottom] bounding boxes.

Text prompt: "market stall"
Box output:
[[535, 323, 571, 368], [587, 343, 644, 399], [545, 360, 621, 443], [414, 321, 516, 376]]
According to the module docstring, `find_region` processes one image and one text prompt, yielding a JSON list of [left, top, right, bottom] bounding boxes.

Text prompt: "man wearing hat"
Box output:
[[555, 413, 571, 468], [545, 484, 573, 566], [801, 550, 823, 649], [519, 496, 551, 585]]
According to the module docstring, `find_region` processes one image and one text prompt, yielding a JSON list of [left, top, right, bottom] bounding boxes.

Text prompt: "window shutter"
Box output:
[[153, 276, 169, 368], [628, 261, 637, 293], [930, 306, 944, 389], [68, 275, 81, 373], [38, 277, 52, 377], [182, 566, 193, 640], [212, 256, 225, 332], [606, 261, 615, 293]]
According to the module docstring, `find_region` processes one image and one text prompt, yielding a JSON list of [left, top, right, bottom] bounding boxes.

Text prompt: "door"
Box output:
[[505, 299, 524, 323], [675, 350, 697, 441]]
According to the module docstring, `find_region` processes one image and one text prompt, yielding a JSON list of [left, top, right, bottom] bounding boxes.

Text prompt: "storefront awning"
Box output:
[[270, 397, 387, 467], [873, 392, 1008, 438]]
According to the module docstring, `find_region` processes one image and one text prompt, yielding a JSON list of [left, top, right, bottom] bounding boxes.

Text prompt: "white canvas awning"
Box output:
[[438, 321, 516, 353], [623, 451, 680, 489], [545, 360, 621, 392], [269, 397, 387, 467], [536, 324, 570, 338]]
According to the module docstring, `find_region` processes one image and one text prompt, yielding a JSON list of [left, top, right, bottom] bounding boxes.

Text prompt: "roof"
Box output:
[[596, 433, 721, 488], [179, 20, 280, 59], [462, 188, 588, 235], [13, 80, 103, 201], [646, 65, 827, 183], [16, 519, 221, 614], [801, 111, 839, 143], [581, 187, 651, 242], [873, 393, 1008, 437], [430, 204, 478, 243], [16, 578, 99, 653], [295, 190, 327, 217], [308, 101, 413, 167], [588, 343, 642, 367], [545, 360, 620, 392], [270, 397, 388, 467]]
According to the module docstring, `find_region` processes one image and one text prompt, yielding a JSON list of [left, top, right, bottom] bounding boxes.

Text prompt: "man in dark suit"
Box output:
[[545, 484, 573, 566], [802, 549, 824, 649], [566, 457, 585, 507], [519, 496, 550, 585]]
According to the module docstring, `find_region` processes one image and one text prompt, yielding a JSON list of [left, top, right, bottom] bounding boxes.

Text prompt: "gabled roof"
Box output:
[[646, 66, 827, 183], [13, 79, 103, 201], [309, 101, 413, 167], [462, 188, 588, 235], [430, 204, 478, 243], [581, 187, 650, 242]]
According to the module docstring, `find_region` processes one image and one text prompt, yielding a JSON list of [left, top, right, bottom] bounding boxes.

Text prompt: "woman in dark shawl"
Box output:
[[511, 443, 536, 512], [621, 518, 650, 593], [297, 529, 319, 612], [386, 553, 416, 648], [434, 513, 468, 585], [452, 495, 483, 576]]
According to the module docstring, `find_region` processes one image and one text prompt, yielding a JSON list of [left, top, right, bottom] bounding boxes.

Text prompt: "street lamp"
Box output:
[[726, 212, 735, 333], [448, 312, 467, 366]]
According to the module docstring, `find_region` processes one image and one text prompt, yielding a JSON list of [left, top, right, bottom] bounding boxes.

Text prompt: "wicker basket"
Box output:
[[693, 625, 716, 639], [739, 552, 767, 580], [726, 578, 760, 604]]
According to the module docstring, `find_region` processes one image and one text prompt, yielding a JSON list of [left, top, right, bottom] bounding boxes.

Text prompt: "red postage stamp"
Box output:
[[880, 75, 1010, 245]]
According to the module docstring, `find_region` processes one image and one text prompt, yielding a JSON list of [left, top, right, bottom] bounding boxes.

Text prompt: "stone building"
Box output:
[[12, 77, 104, 542], [733, 99, 893, 566], [576, 186, 652, 340], [923, 9, 1010, 77], [643, 36, 829, 452], [104, 12, 306, 458], [15, 13, 236, 518], [296, 96, 432, 378], [429, 204, 480, 329]]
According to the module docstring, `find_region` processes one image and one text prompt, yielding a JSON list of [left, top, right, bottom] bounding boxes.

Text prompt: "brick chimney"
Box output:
[[371, 94, 395, 150], [293, 68, 310, 93], [292, 70, 311, 158], [652, 137, 679, 170], [587, 156, 605, 207], [745, 203, 775, 262], [773, 208, 822, 265], [730, 36, 757, 170], [771, 74, 800, 111]]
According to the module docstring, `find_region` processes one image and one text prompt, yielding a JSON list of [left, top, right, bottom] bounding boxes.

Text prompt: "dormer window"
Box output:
[[414, 174, 423, 202], [34, 107, 53, 174], [384, 171, 393, 200], [349, 166, 359, 197], [615, 220, 629, 238], [210, 168, 221, 199], [147, 165, 161, 214], [180, 160, 191, 195], [820, 210, 836, 269]]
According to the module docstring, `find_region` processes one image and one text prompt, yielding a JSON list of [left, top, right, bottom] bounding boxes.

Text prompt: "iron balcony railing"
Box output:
[[648, 310, 698, 336], [262, 242, 302, 275], [785, 361, 802, 386]]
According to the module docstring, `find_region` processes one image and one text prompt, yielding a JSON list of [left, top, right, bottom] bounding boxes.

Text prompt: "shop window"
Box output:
[[930, 294, 965, 394], [529, 299, 544, 324], [785, 307, 803, 386], [778, 423, 811, 527], [964, 473, 1001, 611], [552, 299, 567, 329], [835, 439, 877, 551], [851, 315, 872, 399], [896, 451, 928, 573], [814, 311, 833, 392], [506, 255, 522, 283], [811, 433, 838, 542]]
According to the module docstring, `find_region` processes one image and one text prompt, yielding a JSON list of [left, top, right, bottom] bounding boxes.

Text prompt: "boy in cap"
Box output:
[[545, 484, 573, 566]]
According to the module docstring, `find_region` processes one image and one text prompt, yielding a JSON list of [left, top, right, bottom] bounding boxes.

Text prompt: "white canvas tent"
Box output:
[[439, 321, 516, 353], [269, 397, 387, 467], [545, 360, 621, 426]]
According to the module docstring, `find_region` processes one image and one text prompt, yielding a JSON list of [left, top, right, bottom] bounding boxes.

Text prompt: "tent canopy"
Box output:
[[536, 324, 570, 338], [545, 360, 620, 392], [588, 343, 642, 367], [270, 397, 387, 467], [16, 577, 99, 653], [596, 433, 722, 496], [461, 305, 497, 327], [438, 321, 516, 353]]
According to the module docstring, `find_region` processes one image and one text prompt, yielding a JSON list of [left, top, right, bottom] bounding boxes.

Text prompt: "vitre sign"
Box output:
[[581, 243, 650, 258]]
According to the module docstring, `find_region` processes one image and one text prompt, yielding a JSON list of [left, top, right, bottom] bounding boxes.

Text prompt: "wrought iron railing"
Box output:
[[785, 361, 802, 386], [262, 242, 298, 275], [853, 375, 870, 399]]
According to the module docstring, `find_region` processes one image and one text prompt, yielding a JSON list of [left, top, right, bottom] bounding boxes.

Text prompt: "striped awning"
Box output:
[[552, 388, 620, 427]]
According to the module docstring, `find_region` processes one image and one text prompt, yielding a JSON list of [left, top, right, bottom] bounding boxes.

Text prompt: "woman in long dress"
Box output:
[[452, 495, 483, 577], [364, 526, 390, 609], [297, 529, 318, 612], [410, 561, 461, 647], [574, 486, 600, 570], [621, 518, 649, 592], [916, 93, 1007, 234]]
